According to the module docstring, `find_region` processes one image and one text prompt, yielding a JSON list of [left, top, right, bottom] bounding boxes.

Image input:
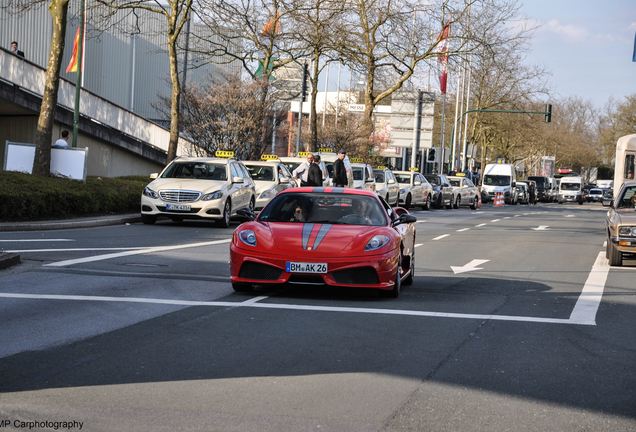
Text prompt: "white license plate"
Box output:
[[286, 262, 328, 273], [166, 203, 191, 211]]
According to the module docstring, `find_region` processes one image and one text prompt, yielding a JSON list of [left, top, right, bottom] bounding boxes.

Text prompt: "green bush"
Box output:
[[0, 172, 148, 221]]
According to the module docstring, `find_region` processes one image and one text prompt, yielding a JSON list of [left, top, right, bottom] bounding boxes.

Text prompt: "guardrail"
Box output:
[[0, 48, 193, 156]]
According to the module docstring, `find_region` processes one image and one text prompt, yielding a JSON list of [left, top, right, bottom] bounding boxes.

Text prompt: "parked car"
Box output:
[[587, 188, 604, 202], [243, 160, 296, 210], [604, 180, 636, 266], [374, 167, 400, 206], [447, 174, 481, 209], [141, 156, 256, 227], [424, 174, 455, 208], [351, 163, 376, 192], [230, 187, 417, 297], [516, 181, 530, 204], [393, 170, 434, 210]]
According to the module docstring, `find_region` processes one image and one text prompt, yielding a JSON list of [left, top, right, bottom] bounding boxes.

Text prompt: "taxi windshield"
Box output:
[[245, 165, 274, 181], [395, 174, 411, 184], [161, 162, 227, 180], [258, 193, 387, 226], [449, 179, 461, 187], [353, 167, 364, 181], [374, 171, 386, 183]]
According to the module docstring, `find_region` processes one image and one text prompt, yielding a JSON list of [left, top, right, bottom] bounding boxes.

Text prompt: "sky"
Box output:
[[517, 0, 636, 108]]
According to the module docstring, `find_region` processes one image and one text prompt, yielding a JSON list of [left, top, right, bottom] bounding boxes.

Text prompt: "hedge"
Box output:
[[0, 171, 148, 221]]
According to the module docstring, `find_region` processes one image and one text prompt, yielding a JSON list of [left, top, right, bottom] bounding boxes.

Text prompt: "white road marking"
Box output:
[[415, 243, 424, 248], [603, 241, 607, 248], [0, 292, 587, 325], [456, 228, 470, 232], [242, 296, 269, 304], [569, 251, 610, 325], [6, 247, 147, 253], [432, 234, 450, 241], [532, 225, 550, 231], [416, 220, 428, 224], [44, 239, 232, 267], [504, 217, 511, 219], [475, 223, 487, 227], [565, 214, 575, 218], [491, 219, 501, 222], [514, 215, 521, 217], [0, 239, 74, 242], [451, 259, 490, 275]]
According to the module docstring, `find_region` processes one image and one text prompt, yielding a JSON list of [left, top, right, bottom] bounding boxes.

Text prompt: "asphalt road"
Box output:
[[0, 202, 635, 432]]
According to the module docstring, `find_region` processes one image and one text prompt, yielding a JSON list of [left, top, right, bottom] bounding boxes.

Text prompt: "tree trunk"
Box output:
[[33, 0, 69, 176], [167, 34, 181, 162], [358, 62, 375, 157], [310, 51, 320, 152], [257, 76, 271, 159]]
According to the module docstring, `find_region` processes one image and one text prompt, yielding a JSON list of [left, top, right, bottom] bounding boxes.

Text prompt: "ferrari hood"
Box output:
[[242, 222, 393, 258]]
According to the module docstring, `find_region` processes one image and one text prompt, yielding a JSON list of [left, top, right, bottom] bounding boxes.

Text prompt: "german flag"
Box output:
[[66, 28, 80, 73]]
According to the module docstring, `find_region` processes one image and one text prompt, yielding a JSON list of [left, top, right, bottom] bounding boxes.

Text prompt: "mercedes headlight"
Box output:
[[238, 230, 257, 246], [258, 188, 277, 200], [365, 235, 390, 251], [618, 226, 636, 237], [143, 186, 158, 199], [201, 191, 223, 201]]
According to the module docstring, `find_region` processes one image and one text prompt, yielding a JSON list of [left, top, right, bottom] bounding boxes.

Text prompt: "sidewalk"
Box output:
[[0, 213, 141, 232], [0, 213, 140, 270]]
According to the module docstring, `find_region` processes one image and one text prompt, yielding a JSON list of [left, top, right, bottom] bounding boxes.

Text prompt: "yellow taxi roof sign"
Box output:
[[318, 147, 335, 153], [376, 166, 386, 170], [260, 154, 279, 161], [455, 172, 466, 177], [215, 150, 235, 158], [298, 151, 312, 157], [350, 157, 364, 163], [409, 167, 419, 172]]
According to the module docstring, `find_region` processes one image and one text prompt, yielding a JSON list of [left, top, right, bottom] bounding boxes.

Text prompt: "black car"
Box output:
[[424, 174, 454, 208]]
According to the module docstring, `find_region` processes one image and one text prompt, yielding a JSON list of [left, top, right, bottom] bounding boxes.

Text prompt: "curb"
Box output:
[[0, 253, 20, 270], [0, 214, 141, 232]]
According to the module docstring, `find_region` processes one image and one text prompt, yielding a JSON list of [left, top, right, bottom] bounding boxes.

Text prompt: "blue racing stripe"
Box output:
[[312, 224, 332, 250], [302, 223, 314, 250]]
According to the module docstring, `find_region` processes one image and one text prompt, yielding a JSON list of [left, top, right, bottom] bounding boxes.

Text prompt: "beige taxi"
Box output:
[[141, 154, 256, 227]]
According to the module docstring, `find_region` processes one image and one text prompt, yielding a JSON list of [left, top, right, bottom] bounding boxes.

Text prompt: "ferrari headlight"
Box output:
[[618, 226, 636, 237], [238, 230, 257, 246], [365, 235, 390, 251], [201, 190, 223, 201], [259, 188, 277, 200], [143, 186, 158, 199]]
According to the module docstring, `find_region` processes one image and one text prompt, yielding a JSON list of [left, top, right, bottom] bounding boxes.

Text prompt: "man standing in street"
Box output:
[[307, 155, 323, 186], [292, 153, 314, 186], [333, 149, 348, 187]]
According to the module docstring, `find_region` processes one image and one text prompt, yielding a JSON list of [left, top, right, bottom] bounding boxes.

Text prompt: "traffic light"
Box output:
[[427, 148, 436, 161], [544, 103, 552, 123], [301, 63, 309, 102]]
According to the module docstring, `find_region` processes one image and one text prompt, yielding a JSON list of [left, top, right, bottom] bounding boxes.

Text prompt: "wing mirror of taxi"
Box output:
[[413, 180, 422, 185], [149, 173, 158, 179], [232, 176, 245, 184], [601, 199, 613, 208], [235, 208, 256, 221], [393, 213, 417, 226]]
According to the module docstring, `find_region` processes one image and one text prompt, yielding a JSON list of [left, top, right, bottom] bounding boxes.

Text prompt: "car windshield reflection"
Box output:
[[258, 193, 387, 226]]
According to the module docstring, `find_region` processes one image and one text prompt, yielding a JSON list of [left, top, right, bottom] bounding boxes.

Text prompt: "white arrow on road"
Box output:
[[532, 225, 550, 231], [451, 259, 490, 274]]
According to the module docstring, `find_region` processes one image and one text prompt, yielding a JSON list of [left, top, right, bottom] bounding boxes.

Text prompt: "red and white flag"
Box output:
[[437, 23, 450, 94]]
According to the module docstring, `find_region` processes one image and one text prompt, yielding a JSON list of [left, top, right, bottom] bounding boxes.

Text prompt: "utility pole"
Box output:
[[410, 90, 424, 169], [71, 0, 86, 148], [295, 62, 308, 154]]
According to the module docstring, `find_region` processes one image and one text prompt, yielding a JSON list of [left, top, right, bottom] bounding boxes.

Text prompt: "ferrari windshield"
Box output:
[[161, 162, 227, 180], [258, 192, 387, 226]]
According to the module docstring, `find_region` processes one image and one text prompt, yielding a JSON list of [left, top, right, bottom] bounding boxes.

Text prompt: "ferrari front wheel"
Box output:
[[381, 258, 402, 298]]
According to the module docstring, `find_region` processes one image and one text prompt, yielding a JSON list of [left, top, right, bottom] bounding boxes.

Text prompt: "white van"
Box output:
[[558, 176, 584, 204], [481, 163, 518, 204]]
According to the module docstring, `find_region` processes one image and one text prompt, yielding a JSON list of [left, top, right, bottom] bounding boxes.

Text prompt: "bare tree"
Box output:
[[193, 0, 304, 152], [285, 0, 345, 151], [179, 78, 278, 159], [3, 0, 70, 176], [96, 0, 193, 163]]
